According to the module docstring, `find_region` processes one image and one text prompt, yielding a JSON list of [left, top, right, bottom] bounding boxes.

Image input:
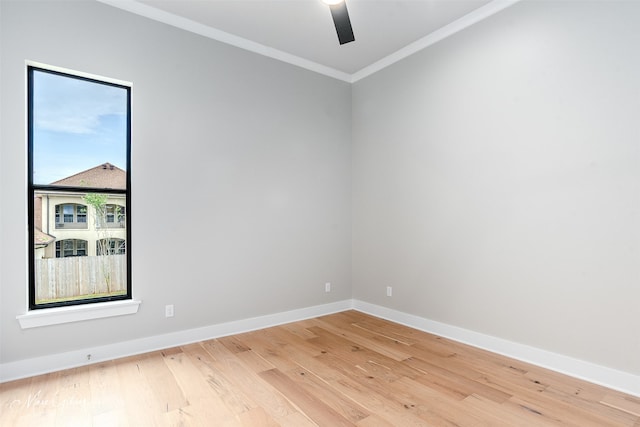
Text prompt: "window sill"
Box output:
[[16, 299, 141, 329]]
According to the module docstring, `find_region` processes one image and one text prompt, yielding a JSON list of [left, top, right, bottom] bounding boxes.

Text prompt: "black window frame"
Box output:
[[27, 65, 132, 310]]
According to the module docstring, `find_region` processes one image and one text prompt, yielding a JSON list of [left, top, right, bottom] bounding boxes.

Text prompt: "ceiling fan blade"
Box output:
[[329, 2, 355, 45]]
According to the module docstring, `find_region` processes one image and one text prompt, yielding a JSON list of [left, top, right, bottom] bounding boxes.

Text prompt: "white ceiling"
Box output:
[[99, 0, 518, 82]]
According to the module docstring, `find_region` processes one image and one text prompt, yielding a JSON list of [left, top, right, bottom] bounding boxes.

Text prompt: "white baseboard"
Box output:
[[2, 298, 639, 399], [0, 299, 353, 383], [352, 300, 640, 398]]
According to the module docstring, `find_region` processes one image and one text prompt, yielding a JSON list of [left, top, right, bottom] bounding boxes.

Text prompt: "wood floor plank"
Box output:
[[200, 338, 301, 422], [288, 350, 432, 425], [260, 325, 326, 360], [233, 330, 300, 372], [307, 325, 419, 381], [388, 375, 489, 426], [259, 368, 356, 426], [311, 341, 404, 383], [88, 361, 127, 426], [350, 318, 423, 346], [182, 342, 256, 417], [601, 394, 640, 418], [1, 310, 638, 427], [162, 348, 240, 425], [53, 366, 92, 427], [217, 335, 252, 354], [114, 355, 169, 426], [237, 406, 280, 426], [542, 387, 639, 426], [463, 392, 561, 427], [142, 351, 189, 413], [355, 413, 398, 427], [0, 374, 59, 427], [279, 319, 320, 340], [311, 316, 414, 361], [283, 365, 371, 423], [276, 411, 318, 427], [234, 349, 278, 373], [310, 352, 450, 426], [405, 355, 512, 403]]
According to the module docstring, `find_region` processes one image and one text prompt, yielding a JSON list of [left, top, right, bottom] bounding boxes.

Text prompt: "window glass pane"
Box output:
[[117, 208, 125, 222], [106, 205, 115, 222], [31, 70, 127, 187], [76, 240, 87, 256], [77, 205, 87, 223], [63, 205, 74, 222], [32, 187, 128, 303]]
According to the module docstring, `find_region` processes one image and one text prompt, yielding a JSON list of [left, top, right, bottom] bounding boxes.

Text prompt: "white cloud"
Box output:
[[33, 70, 127, 135]]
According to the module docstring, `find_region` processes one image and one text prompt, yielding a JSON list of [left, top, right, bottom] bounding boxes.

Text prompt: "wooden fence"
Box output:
[[35, 255, 126, 303]]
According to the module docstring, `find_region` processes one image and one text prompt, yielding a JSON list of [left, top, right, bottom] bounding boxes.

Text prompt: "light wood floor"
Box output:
[[1, 310, 639, 426]]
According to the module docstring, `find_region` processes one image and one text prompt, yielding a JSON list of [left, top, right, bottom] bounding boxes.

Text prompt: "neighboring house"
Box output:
[[34, 162, 127, 259]]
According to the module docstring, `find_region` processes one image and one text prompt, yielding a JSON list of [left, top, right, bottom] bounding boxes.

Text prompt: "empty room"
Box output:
[[1, 0, 639, 425]]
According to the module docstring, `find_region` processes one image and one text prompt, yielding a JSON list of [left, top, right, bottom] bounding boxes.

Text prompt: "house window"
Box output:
[[28, 65, 131, 309], [55, 204, 88, 228], [97, 238, 126, 255], [55, 239, 88, 258], [97, 204, 126, 228]]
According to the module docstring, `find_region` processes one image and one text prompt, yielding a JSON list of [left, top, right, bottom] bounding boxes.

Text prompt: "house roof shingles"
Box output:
[[35, 228, 56, 247], [51, 162, 126, 190]]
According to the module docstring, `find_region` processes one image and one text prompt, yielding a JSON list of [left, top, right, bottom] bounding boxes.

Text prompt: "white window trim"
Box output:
[[17, 299, 141, 329]]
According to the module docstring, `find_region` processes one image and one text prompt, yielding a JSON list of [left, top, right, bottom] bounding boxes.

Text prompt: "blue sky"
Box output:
[[32, 70, 128, 185]]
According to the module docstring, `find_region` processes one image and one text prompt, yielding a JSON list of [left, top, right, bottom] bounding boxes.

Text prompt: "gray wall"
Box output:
[[0, 0, 351, 363], [352, 0, 640, 375]]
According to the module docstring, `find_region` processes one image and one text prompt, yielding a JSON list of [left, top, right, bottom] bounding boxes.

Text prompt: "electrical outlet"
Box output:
[[165, 304, 174, 318], [386, 286, 392, 297], [325, 282, 331, 292]]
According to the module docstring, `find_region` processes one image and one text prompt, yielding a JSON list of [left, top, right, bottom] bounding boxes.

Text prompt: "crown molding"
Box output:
[[350, 0, 521, 82], [96, 0, 353, 82], [97, 0, 520, 84]]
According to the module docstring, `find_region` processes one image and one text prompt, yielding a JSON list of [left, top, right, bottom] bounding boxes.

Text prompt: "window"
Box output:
[[28, 65, 131, 309], [97, 204, 126, 228], [55, 239, 88, 258], [55, 204, 88, 228], [97, 238, 126, 255]]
